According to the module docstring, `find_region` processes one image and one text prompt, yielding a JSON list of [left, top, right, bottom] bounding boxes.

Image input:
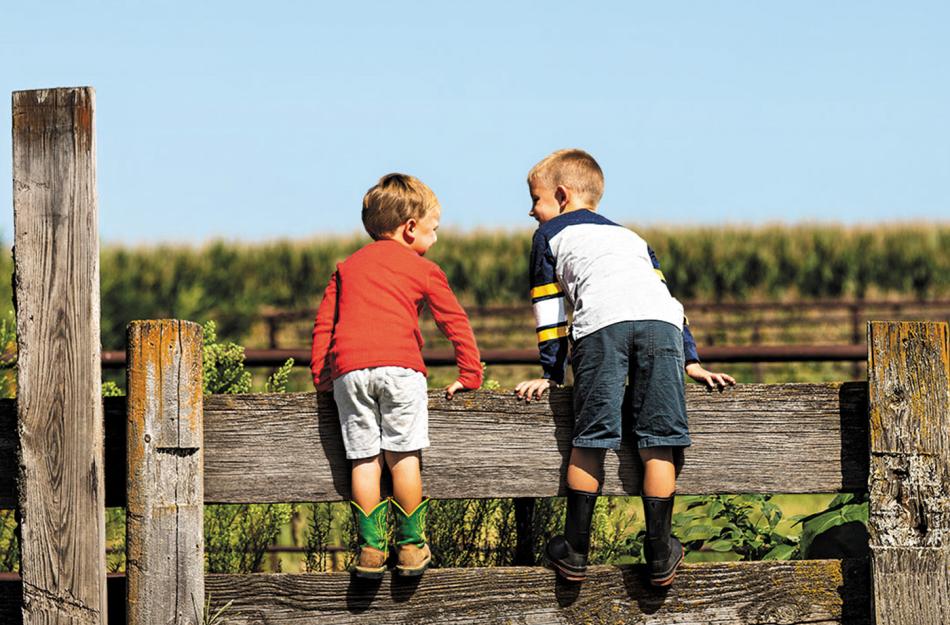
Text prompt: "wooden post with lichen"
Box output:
[[127, 320, 204, 625], [868, 321, 950, 625], [12, 87, 106, 625]]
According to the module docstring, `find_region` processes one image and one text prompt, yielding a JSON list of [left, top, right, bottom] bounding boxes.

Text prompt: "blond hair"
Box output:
[[528, 149, 604, 207], [362, 173, 439, 240]]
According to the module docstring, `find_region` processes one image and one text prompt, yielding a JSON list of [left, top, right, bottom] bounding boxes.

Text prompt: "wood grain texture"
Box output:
[[0, 383, 868, 505], [867, 321, 950, 625], [203, 559, 870, 625], [12, 87, 105, 624], [202, 382, 869, 503], [126, 320, 204, 625]]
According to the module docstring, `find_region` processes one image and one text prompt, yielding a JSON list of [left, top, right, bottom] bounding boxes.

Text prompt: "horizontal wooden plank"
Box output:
[[202, 383, 869, 502], [0, 561, 871, 624], [202, 559, 870, 625], [0, 383, 869, 506]]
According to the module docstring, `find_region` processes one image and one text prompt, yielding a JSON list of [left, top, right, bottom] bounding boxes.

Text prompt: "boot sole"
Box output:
[[395, 560, 431, 577], [549, 560, 587, 582], [352, 566, 386, 580], [544, 541, 588, 582], [545, 553, 588, 582], [650, 549, 684, 587]]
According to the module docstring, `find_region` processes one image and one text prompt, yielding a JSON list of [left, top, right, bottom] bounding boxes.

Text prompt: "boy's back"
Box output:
[[532, 209, 685, 341], [312, 238, 481, 388]]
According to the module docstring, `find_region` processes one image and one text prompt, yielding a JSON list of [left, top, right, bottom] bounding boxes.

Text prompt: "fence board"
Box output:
[[0, 562, 870, 624], [13, 86, 106, 624], [203, 559, 870, 625], [202, 382, 868, 502], [0, 383, 869, 506]]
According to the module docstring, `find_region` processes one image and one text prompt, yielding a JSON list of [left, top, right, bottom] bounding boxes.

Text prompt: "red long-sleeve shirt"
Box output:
[[311, 239, 482, 391]]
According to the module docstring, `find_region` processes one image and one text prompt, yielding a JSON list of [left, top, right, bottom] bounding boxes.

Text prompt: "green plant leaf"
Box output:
[[706, 540, 735, 552], [681, 524, 721, 542], [762, 544, 797, 560]]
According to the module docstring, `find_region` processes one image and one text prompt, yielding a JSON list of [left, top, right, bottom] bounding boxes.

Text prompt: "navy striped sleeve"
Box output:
[[530, 229, 568, 383], [648, 245, 700, 364]]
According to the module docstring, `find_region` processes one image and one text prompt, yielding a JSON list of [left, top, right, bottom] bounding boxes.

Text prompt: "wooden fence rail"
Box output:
[[0, 381, 869, 508]]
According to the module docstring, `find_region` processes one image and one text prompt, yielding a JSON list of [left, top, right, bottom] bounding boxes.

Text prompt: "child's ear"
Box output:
[[403, 219, 417, 242], [555, 185, 569, 208]]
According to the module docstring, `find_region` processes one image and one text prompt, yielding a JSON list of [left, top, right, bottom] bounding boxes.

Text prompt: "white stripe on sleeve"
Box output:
[[533, 296, 567, 329]]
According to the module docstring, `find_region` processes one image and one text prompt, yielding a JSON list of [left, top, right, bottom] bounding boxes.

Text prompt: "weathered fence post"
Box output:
[[127, 320, 204, 625], [12, 87, 106, 624], [868, 321, 950, 625]]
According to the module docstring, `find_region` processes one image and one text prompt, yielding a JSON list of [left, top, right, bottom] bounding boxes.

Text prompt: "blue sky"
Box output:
[[2, 1, 948, 243]]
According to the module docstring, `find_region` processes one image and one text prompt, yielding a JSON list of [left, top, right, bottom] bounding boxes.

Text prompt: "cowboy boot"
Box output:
[[545, 488, 598, 581], [351, 499, 389, 579], [642, 494, 684, 587], [393, 498, 432, 577]]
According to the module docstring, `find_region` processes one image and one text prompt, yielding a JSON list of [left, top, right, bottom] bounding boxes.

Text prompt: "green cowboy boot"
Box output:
[[393, 498, 432, 577], [351, 499, 390, 579]]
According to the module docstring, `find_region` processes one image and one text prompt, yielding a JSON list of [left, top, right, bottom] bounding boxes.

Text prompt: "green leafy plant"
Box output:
[[202, 321, 251, 395], [101, 380, 124, 397], [795, 492, 869, 558], [205, 503, 292, 573], [589, 497, 643, 565], [265, 358, 294, 393], [0, 509, 18, 572], [481, 362, 501, 391], [673, 495, 799, 562], [428, 498, 517, 567], [303, 502, 353, 572], [0, 310, 17, 399]]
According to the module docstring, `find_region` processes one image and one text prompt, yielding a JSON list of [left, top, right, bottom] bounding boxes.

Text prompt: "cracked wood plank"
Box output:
[[867, 321, 950, 625], [203, 559, 870, 624], [0, 383, 868, 506], [201, 382, 868, 503], [126, 320, 204, 625], [12, 86, 106, 625]]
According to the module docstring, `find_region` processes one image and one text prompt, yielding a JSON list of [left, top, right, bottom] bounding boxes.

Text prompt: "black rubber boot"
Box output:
[[642, 494, 684, 587], [545, 489, 598, 581]]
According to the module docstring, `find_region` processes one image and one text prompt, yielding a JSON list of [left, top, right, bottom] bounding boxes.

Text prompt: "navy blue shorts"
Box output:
[[571, 320, 690, 450]]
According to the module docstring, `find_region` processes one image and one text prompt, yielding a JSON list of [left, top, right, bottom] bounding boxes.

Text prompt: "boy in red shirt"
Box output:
[[311, 173, 482, 578]]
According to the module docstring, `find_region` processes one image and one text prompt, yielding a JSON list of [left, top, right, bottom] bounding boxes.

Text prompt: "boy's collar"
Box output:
[[548, 207, 595, 222]]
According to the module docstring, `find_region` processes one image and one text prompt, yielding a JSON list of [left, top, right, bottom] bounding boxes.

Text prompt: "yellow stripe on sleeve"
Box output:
[[654, 269, 666, 282], [530, 283, 563, 299], [537, 325, 569, 343]]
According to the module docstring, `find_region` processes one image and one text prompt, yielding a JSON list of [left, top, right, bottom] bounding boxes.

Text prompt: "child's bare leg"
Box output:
[[639, 447, 676, 497], [566, 447, 606, 492], [386, 450, 431, 575], [385, 450, 423, 512], [351, 454, 384, 512]]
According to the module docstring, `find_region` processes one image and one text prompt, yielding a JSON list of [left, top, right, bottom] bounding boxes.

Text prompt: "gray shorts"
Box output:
[[332, 366, 430, 460]]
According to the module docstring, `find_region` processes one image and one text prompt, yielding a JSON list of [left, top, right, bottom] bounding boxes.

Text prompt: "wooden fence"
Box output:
[[3, 86, 949, 624]]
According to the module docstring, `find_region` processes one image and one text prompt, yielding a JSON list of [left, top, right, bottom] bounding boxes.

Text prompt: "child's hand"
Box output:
[[444, 380, 467, 400], [314, 378, 332, 393], [514, 378, 554, 402], [685, 363, 736, 391]]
